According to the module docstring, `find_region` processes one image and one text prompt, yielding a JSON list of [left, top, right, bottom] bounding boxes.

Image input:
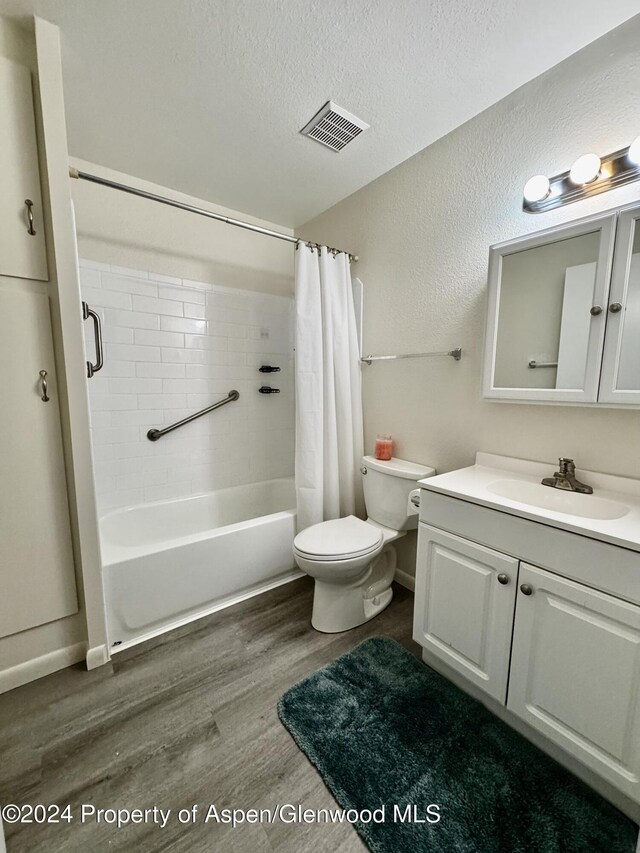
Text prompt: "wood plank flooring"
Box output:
[[0, 578, 419, 852]]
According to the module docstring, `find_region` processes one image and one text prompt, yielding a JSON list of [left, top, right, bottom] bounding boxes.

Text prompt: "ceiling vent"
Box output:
[[300, 101, 369, 152]]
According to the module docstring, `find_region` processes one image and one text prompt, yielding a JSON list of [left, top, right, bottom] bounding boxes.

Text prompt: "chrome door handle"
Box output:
[[609, 303, 623, 313], [589, 305, 602, 316], [25, 199, 36, 235], [82, 301, 104, 378], [39, 369, 50, 402], [497, 573, 509, 585]]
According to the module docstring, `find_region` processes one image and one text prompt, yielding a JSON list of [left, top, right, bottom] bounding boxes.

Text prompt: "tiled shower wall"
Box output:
[[79, 259, 294, 511]]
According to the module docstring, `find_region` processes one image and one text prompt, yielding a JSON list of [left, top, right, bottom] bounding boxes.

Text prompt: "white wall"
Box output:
[[80, 260, 293, 511], [299, 15, 640, 488]]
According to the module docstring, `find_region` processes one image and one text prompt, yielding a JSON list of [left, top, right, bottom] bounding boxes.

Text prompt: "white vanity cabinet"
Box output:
[[508, 563, 640, 801], [414, 466, 640, 811], [413, 526, 517, 703], [0, 55, 48, 281]]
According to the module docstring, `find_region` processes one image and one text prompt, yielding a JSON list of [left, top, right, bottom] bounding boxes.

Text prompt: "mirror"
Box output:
[[483, 213, 617, 404]]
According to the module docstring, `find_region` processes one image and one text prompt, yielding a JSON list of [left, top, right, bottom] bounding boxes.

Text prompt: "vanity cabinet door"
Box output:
[[599, 203, 640, 404], [413, 525, 518, 703], [508, 563, 640, 801], [0, 56, 48, 281]]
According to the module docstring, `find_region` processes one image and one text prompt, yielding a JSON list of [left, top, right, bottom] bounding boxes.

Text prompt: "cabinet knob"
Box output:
[[520, 583, 533, 596], [497, 573, 510, 585], [360, 466, 367, 475], [609, 302, 623, 313], [589, 305, 602, 316]]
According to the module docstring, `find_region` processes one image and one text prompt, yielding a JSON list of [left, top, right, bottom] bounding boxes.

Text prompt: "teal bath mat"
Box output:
[[278, 637, 637, 853]]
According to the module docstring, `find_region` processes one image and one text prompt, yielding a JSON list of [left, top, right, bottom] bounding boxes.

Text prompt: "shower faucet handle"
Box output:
[[259, 365, 281, 373], [258, 386, 280, 394]]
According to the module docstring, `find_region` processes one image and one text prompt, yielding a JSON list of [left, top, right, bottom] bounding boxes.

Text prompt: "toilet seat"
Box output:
[[293, 515, 383, 562]]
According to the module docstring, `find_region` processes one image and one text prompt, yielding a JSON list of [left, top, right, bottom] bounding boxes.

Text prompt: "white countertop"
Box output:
[[419, 452, 640, 553]]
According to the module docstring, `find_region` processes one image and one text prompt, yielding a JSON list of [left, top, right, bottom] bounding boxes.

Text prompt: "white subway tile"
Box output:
[[184, 334, 227, 351], [79, 267, 102, 289], [148, 271, 182, 285], [82, 286, 132, 310], [103, 326, 134, 345], [132, 295, 184, 316], [137, 394, 187, 409], [110, 265, 149, 279], [90, 394, 139, 411], [100, 360, 137, 378], [100, 488, 145, 510], [143, 482, 192, 502], [135, 329, 184, 347], [161, 347, 207, 364], [181, 278, 213, 291], [104, 309, 160, 330], [136, 362, 186, 378], [110, 409, 164, 426], [108, 344, 162, 362], [160, 316, 207, 335], [159, 284, 205, 304], [183, 302, 207, 320], [92, 426, 140, 445], [117, 469, 166, 491], [109, 378, 163, 395]]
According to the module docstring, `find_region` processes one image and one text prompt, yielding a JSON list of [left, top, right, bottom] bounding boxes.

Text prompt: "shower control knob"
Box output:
[[360, 466, 367, 475], [497, 573, 509, 585], [258, 386, 280, 394], [259, 365, 281, 373]]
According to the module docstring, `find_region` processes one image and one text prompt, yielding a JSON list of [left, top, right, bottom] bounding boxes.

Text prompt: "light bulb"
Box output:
[[523, 174, 551, 203], [569, 153, 601, 185], [628, 136, 640, 166]]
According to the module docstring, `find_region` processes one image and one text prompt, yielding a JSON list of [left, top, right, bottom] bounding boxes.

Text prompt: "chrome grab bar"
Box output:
[[528, 360, 558, 369], [82, 301, 104, 377], [361, 348, 462, 365], [147, 390, 240, 441]]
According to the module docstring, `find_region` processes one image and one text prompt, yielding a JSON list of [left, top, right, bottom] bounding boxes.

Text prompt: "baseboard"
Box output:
[[0, 642, 86, 695], [86, 644, 110, 670], [394, 569, 415, 592]]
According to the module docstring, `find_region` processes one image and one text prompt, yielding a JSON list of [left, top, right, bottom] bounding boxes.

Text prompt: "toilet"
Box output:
[[293, 456, 435, 632]]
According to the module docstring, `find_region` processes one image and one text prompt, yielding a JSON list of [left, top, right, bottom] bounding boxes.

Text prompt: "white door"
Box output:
[[599, 203, 640, 405], [0, 56, 48, 281], [0, 289, 77, 638], [508, 563, 640, 801], [413, 525, 518, 703]]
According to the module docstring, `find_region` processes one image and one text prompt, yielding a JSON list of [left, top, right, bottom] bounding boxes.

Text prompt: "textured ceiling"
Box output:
[[4, 0, 639, 226]]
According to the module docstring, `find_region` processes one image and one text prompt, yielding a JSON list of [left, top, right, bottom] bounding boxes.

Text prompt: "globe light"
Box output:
[[627, 136, 640, 167], [523, 174, 551, 203], [569, 153, 601, 185]]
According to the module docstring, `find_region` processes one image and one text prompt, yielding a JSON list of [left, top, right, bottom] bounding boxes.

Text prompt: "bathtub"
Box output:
[[100, 477, 300, 650]]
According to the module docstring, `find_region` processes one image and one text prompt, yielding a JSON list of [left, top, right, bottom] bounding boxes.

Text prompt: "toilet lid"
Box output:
[[294, 515, 383, 560]]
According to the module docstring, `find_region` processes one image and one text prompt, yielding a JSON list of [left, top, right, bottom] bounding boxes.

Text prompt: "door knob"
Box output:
[[609, 303, 623, 313], [520, 584, 533, 596], [497, 573, 510, 585], [589, 305, 602, 316]]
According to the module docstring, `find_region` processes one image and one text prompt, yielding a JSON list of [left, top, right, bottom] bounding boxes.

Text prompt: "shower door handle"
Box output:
[[82, 301, 104, 378]]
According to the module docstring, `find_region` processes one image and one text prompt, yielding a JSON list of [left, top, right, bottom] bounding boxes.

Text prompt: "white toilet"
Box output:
[[293, 456, 435, 632]]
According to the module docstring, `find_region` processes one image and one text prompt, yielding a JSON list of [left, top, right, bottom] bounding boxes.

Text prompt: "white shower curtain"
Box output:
[[294, 243, 364, 531]]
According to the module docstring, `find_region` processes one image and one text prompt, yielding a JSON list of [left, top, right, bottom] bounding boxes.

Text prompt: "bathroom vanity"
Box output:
[[414, 453, 640, 818]]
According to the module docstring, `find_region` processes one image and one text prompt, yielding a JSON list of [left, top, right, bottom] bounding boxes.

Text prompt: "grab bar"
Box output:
[[82, 301, 104, 377], [528, 360, 558, 369], [147, 389, 240, 441]]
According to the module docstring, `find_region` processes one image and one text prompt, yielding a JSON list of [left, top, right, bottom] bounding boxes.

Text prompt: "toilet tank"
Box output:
[[361, 456, 435, 531]]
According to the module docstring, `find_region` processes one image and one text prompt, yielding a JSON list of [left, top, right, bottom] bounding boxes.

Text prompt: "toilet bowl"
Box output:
[[293, 456, 435, 632]]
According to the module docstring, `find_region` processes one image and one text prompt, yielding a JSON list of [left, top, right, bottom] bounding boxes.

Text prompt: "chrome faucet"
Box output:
[[541, 458, 593, 494]]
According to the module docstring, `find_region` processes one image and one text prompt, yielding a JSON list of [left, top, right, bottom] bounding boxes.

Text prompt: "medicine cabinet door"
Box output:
[[599, 203, 640, 404], [482, 214, 617, 403]]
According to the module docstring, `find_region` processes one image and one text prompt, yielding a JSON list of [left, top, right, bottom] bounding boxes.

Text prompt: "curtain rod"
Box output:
[[69, 167, 358, 262]]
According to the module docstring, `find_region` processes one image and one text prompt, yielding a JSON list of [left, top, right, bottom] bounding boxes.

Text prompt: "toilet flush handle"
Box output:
[[360, 466, 367, 475]]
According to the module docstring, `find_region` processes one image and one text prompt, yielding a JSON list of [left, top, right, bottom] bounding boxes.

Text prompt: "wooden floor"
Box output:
[[0, 578, 418, 852]]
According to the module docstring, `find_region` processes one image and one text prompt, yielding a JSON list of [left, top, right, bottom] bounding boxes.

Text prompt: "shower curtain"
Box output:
[[294, 243, 364, 531]]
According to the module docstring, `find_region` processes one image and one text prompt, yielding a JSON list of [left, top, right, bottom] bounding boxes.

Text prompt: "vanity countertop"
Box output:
[[418, 452, 640, 553]]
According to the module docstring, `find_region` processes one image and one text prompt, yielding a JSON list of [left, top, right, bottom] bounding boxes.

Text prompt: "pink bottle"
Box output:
[[375, 435, 393, 461]]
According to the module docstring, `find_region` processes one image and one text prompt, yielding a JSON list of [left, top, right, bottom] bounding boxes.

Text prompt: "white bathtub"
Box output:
[[100, 478, 300, 650]]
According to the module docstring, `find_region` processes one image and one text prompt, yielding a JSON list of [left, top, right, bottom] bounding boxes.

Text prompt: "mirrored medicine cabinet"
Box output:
[[483, 200, 640, 406]]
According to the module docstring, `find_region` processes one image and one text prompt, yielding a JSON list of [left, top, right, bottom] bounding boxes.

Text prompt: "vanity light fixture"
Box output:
[[569, 153, 601, 185], [523, 136, 640, 213]]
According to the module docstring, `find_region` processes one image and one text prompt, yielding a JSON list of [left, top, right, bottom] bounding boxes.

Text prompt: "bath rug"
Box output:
[[278, 636, 637, 853]]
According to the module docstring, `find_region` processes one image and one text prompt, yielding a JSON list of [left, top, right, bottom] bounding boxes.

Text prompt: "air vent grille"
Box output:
[[300, 101, 369, 152]]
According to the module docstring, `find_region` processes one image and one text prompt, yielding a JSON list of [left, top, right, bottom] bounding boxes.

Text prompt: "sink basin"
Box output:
[[487, 479, 629, 521]]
